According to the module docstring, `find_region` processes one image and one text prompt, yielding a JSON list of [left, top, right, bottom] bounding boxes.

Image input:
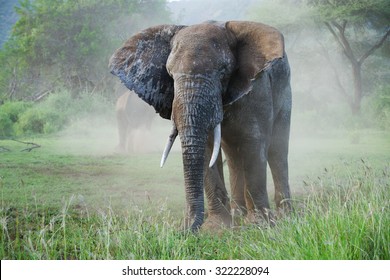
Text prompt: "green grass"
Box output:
[[0, 129, 389, 259]]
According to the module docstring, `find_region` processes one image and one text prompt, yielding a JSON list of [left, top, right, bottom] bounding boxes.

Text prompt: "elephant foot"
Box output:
[[231, 207, 247, 227], [276, 199, 293, 215], [201, 214, 232, 232], [245, 208, 276, 227], [276, 203, 293, 219]]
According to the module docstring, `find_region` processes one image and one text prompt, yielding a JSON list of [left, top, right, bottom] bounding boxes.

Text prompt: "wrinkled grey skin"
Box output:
[[115, 91, 155, 154], [109, 21, 292, 232]]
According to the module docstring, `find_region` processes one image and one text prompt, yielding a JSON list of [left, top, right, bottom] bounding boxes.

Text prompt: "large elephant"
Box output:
[[115, 90, 155, 153], [109, 21, 292, 232]]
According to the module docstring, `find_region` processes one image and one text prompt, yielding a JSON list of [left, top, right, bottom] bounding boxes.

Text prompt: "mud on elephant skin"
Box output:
[[109, 21, 292, 232]]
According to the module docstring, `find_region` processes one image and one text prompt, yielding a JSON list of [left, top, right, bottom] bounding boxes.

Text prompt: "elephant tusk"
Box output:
[[160, 126, 178, 167], [209, 123, 221, 168]]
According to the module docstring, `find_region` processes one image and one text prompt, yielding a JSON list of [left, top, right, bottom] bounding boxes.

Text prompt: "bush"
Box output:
[[373, 86, 390, 130], [0, 101, 31, 138], [15, 106, 65, 135], [8, 90, 114, 136], [15, 91, 76, 135], [362, 85, 390, 130], [0, 111, 14, 138]]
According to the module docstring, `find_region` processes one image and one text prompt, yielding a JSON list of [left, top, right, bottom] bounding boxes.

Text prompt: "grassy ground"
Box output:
[[0, 126, 389, 259]]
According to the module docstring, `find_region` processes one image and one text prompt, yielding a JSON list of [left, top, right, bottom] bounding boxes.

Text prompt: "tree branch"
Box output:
[[0, 146, 11, 152], [317, 39, 350, 102], [331, 21, 344, 32], [329, 20, 357, 64], [341, 20, 347, 32], [358, 28, 390, 66], [12, 139, 42, 152], [325, 22, 343, 47]]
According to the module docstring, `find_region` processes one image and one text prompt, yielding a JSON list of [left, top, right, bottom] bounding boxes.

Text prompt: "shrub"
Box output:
[[0, 111, 14, 138], [363, 85, 390, 130], [0, 101, 31, 138], [15, 106, 65, 135], [11, 90, 114, 136], [14, 91, 79, 135]]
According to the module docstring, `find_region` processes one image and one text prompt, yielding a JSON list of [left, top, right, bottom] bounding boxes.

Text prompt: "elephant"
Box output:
[[115, 90, 156, 154], [109, 21, 292, 232]]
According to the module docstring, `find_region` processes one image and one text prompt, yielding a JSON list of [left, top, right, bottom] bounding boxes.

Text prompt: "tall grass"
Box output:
[[286, 161, 389, 259], [1, 160, 388, 260]]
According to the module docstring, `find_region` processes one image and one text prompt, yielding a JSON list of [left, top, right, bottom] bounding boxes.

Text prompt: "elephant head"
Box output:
[[109, 21, 285, 231]]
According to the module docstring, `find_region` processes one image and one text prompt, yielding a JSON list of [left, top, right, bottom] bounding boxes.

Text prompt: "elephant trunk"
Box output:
[[172, 74, 223, 231], [180, 125, 208, 231]]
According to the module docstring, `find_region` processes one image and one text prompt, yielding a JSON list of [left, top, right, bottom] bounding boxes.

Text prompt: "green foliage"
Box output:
[[307, 0, 390, 58], [12, 0, 111, 67], [1, 90, 113, 137], [0, 0, 171, 98], [0, 0, 19, 48], [367, 85, 390, 130], [0, 139, 389, 259], [1, 131, 389, 259], [308, 0, 390, 27], [15, 105, 65, 135], [0, 101, 31, 138]]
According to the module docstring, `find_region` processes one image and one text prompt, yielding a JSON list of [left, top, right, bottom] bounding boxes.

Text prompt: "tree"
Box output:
[[0, 0, 171, 100], [308, 0, 390, 114]]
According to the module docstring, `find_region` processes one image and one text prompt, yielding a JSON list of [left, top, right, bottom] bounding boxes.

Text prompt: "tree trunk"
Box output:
[[325, 21, 390, 115], [351, 62, 363, 115]]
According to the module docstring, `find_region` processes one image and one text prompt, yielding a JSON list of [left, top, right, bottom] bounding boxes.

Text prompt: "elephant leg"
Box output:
[[268, 109, 292, 214], [116, 110, 128, 153], [127, 127, 135, 153], [222, 144, 246, 216], [242, 140, 273, 224], [229, 161, 246, 217], [203, 139, 231, 230]]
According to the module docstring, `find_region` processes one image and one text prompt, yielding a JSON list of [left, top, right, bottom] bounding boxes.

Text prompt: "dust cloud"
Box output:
[[54, 0, 387, 197], [60, 1, 344, 157], [52, 94, 176, 157]]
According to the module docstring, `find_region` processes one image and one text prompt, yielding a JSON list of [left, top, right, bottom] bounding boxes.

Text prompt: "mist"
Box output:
[[107, 1, 383, 142], [1, 1, 389, 262], [45, 0, 388, 196]]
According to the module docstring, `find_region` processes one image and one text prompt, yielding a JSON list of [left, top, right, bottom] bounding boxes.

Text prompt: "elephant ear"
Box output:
[[109, 25, 186, 119], [224, 21, 285, 105]]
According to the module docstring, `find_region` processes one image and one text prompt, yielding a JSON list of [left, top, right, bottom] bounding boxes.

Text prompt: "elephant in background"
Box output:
[[115, 90, 155, 154], [109, 21, 292, 232]]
